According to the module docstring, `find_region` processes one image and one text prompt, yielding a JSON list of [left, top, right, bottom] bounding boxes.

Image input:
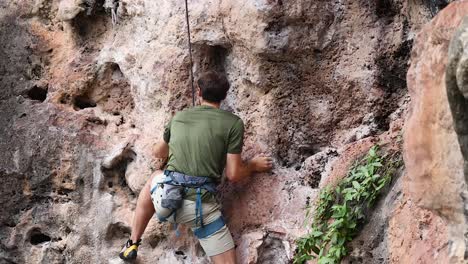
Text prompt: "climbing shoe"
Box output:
[[119, 239, 141, 261]]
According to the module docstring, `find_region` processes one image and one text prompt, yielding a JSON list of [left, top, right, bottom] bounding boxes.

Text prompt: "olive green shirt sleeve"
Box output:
[[163, 119, 172, 143], [227, 118, 244, 154]]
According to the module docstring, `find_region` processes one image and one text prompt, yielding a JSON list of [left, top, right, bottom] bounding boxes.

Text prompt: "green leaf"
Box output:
[[352, 181, 361, 189], [369, 147, 376, 157], [312, 230, 323, 237], [335, 247, 341, 258]]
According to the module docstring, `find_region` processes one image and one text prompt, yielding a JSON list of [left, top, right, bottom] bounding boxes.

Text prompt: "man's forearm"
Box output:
[[229, 159, 259, 182], [238, 159, 256, 180], [226, 154, 272, 182]]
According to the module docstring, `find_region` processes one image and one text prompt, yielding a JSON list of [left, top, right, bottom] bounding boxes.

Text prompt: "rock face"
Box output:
[[0, 0, 465, 263], [404, 2, 468, 263]]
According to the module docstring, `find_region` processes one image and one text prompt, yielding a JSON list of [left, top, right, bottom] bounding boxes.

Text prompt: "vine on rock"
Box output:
[[294, 145, 403, 264]]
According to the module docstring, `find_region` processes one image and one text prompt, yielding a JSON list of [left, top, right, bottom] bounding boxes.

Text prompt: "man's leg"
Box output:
[[210, 248, 236, 264], [130, 172, 159, 241], [120, 172, 160, 260], [183, 201, 236, 264]]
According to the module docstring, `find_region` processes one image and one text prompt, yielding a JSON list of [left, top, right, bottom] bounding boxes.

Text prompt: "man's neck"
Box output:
[[201, 100, 221, 109]]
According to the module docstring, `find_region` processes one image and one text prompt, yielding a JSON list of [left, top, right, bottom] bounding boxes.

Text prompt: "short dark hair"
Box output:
[[197, 71, 230, 103]]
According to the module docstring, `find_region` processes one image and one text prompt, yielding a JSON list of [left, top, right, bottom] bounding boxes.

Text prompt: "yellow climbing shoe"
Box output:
[[119, 239, 141, 261]]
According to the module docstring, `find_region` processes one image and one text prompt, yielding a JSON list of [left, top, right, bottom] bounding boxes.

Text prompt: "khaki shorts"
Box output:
[[150, 174, 235, 257]]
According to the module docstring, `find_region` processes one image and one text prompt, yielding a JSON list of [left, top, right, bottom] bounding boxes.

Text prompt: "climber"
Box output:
[[119, 71, 273, 263]]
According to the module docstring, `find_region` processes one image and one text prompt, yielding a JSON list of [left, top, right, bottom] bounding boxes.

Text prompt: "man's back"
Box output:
[[163, 105, 244, 179]]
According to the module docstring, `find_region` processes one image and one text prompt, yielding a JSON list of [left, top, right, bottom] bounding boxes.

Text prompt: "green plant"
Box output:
[[294, 146, 402, 264]]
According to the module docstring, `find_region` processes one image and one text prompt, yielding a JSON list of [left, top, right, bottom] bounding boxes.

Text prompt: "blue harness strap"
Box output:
[[155, 209, 176, 222], [195, 187, 203, 227], [193, 216, 226, 239], [150, 185, 158, 195]]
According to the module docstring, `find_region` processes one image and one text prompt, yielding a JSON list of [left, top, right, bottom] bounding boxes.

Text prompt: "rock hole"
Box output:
[[26, 85, 47, 102], [29, 229, 51, 245], [59, 94, 71, 104], [265, 21, 285, 34], [257, 234, 288, 264], [298, 144, 322, 157], [85, 62, 134, 115], [71, 0, 109, 42], [375, 0, 398, 18], [174, 250, 187, 260], [73, 95, 96, 110], [193, 44, 229, 74], [110, 62, 124, 80], [105, 222, 131, 240], [101, 145, 136, 193], [57, 189, 72, 196], [86, 116, 108, 125]]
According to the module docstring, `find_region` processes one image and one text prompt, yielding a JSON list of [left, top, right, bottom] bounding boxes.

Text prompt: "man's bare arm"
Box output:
[[225, 154, 272, 182]]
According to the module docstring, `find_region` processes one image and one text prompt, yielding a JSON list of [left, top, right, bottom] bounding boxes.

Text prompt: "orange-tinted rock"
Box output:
[[403, 1, 468, 262]]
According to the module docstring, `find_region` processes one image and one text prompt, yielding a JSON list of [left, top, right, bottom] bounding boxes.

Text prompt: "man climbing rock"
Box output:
[[119, 71, 273, 263]]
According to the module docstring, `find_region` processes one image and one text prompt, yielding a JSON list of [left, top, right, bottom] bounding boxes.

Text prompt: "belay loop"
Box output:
[[184, 0, 195, 106]]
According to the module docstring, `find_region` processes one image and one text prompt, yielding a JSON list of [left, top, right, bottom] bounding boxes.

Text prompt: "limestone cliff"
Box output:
[[0, 0, 466, 263]]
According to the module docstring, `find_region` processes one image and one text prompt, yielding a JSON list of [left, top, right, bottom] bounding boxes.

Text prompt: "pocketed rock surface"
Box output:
[[0, 0, 466, 263]]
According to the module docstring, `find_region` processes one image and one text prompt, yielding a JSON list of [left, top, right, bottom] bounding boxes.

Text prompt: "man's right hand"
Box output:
[[250, 156, 273, 172]]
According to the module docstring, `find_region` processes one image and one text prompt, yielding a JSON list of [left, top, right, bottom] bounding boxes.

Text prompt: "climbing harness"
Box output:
[[184, 0, 196, 106], [150, 170, 226, 239]]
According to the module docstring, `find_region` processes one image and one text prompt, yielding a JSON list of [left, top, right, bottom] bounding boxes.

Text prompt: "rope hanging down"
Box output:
[[184, 0, 195, 106]]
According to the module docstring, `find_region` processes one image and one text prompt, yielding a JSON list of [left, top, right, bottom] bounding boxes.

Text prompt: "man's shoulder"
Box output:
[[218, 109, 242, 121], [176, 107, 242, 123], [172, 108, 195, 120]]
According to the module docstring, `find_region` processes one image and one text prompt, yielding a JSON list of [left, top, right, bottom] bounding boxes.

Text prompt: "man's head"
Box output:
[[197, 71, 230, 103]]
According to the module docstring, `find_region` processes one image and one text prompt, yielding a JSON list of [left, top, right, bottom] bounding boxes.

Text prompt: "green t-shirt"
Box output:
[[163, 105, 244, 180]]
